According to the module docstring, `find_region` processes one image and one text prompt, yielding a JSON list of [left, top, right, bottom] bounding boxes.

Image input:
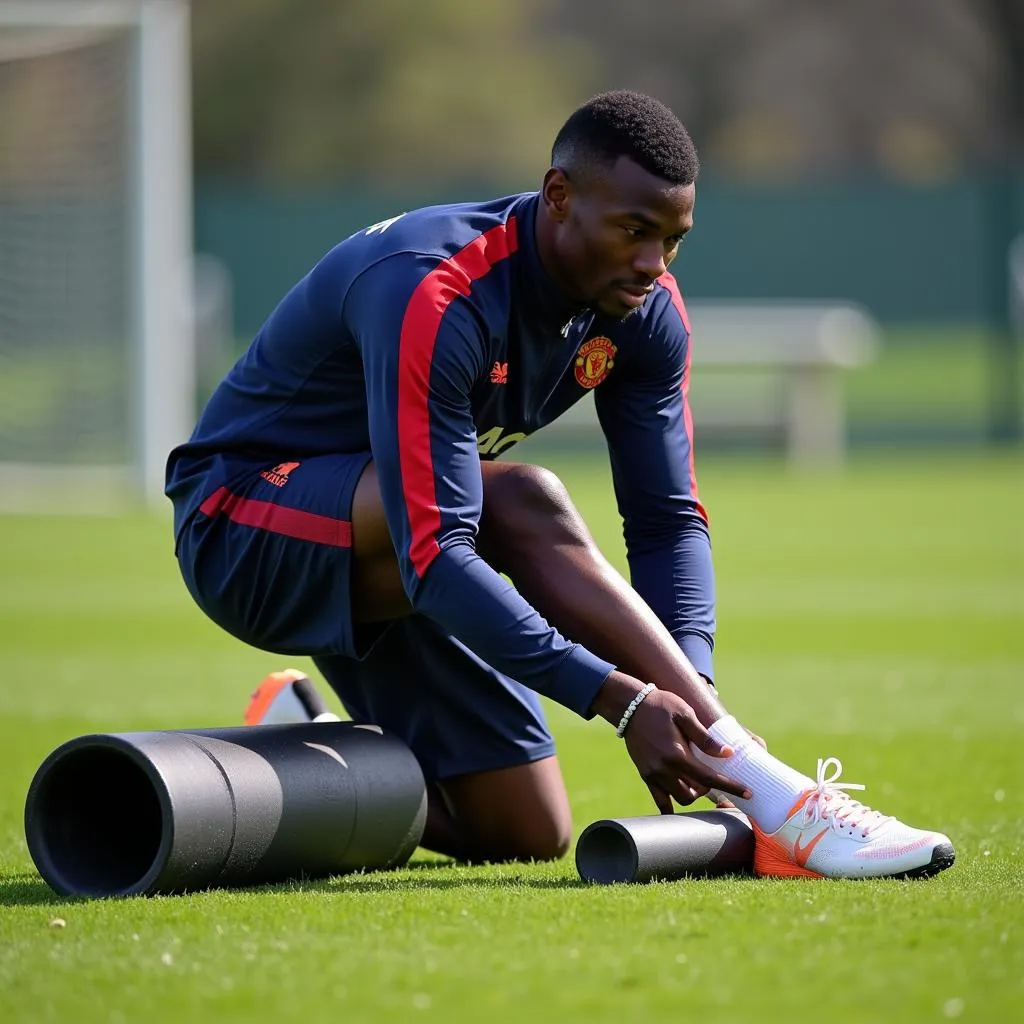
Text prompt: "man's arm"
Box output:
[[594, 273, 716, 683], [346, 252, 616, 717], [346, 255, 747, 808]]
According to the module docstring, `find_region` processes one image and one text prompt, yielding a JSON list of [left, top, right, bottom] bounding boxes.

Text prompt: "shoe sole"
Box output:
[[755, 837, 956, 881], [881, 841, 956, 880]]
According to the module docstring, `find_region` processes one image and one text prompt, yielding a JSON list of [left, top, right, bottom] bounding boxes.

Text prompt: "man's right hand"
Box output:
[[591, 671, 751, 815]]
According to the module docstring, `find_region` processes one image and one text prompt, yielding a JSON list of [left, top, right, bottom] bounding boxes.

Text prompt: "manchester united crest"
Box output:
[[574, 336, 617, 389]]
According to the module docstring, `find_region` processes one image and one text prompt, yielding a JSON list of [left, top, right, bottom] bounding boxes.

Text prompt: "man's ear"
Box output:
[[541, 167, 571, 223]]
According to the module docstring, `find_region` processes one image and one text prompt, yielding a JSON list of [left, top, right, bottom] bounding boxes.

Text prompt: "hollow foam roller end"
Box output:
[[575, 809, 755, 884]]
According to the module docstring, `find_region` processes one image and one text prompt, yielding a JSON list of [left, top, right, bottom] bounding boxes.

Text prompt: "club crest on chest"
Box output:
[[574, 336, 617, 389]]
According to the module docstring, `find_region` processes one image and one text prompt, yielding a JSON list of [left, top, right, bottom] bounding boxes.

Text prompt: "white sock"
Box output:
[[694, 715, 814, 833]]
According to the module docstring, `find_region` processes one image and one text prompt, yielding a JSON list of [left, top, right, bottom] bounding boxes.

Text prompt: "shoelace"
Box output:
[[801, 757, 889, 838]]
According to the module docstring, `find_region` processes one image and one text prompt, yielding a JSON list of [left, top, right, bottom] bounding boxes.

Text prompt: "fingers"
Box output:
[[672, 711, 733, 759], [668, 777, 701, 806], [648, 778, 706, 811], [627, 696, 753, 806], [685, 763, 750, 799], [648, 756, 741, 805], [670, 744, 751, 798], [668, 711, 750, 798], [646, 782, 674, 815]]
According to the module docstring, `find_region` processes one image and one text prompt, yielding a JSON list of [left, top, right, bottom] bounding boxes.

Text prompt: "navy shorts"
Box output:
[[176, 453, 555, 782]]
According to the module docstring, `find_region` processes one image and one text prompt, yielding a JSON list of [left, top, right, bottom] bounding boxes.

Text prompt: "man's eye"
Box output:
[[623, 226, 645, 238]]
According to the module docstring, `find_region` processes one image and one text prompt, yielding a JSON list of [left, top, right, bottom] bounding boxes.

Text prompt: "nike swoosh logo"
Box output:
[[793, 828, 829, 868], [303, 741, 349, 768]]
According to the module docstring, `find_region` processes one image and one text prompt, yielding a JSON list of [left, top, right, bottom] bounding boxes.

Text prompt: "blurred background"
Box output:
[[0, 0, 1022, 510], [1, 12, 1021, 1017], [0, 8, 1019, 1015]]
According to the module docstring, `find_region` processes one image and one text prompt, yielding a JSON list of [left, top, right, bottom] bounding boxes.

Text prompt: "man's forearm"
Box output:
[[492, 532, 726, 727]]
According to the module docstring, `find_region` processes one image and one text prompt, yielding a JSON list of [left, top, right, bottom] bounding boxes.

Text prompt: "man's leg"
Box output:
[[342, 458, 727, 861], [312, 619, 572, 864], [424, 760, 571, 862], [197, 453, 570, 864], [350, 460, 723, 723], [345, 463, 579, 862], [343, 459, 953, 878]]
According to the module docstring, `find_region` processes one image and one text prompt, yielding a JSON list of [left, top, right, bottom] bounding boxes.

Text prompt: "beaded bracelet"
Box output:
[[615, 683, 657, 738]]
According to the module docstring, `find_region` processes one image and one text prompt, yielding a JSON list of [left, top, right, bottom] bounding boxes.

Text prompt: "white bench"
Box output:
[[536, 301, 880, 464]]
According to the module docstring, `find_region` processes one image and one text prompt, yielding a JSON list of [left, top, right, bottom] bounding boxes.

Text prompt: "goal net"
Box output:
[[0, 1, 193, 511]]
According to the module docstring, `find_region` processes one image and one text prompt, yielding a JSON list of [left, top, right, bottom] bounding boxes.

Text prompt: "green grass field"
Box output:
[[1, 449, 1022, 1023]]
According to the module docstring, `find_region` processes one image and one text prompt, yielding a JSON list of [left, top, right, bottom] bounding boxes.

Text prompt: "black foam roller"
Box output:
[[575, 809, 755, 884], [24, 722, 427, 898]]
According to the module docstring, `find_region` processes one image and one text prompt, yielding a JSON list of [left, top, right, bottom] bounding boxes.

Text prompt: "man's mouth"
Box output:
[[614, 282, 654, 307]]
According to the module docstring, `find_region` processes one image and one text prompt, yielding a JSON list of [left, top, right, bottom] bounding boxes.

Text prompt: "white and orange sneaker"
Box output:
[[752, 757, 955, 880], [243, 669, 340, 726]]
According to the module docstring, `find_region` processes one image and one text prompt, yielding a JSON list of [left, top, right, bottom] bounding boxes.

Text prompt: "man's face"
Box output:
[[542, 156, 695, 318]]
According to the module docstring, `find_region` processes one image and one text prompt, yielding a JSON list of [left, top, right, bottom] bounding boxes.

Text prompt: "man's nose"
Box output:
[[633, 243, 667, 281]]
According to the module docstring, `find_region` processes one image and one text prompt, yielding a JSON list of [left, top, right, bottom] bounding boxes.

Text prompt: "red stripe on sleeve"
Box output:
[[199, 486, 353, 547], [397, 217, 519, 576], [658, 272, 708, 525]]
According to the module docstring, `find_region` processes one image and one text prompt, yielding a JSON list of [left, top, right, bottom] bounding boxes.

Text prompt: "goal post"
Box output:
[[0, 0, 193, 511]]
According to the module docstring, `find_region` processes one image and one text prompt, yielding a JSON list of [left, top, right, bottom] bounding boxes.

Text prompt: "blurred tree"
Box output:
[[984, 0, 1024, 162], [192, 0, 591, 188], [190, 0, 1023, 185], [979, 0, 1024, 442], [546, 0, 1021, 182]]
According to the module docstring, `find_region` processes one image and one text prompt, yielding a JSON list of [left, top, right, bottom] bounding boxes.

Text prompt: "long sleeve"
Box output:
[[594, 276, 716, 681], [346, 246, 615, 717]]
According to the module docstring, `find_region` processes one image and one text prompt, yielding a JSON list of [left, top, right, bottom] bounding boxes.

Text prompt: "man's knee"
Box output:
[[481, 463, 591, 551], [496, 809, 573, 863], [439, 756, 574, 863], [469, 811, 572, 864]]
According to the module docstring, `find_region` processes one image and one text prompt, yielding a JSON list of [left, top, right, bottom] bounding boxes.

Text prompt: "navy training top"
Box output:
[[166, 193, 715, 719]]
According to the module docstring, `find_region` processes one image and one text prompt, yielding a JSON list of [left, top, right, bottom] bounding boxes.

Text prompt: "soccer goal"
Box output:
[[0, 1, 193, 511]]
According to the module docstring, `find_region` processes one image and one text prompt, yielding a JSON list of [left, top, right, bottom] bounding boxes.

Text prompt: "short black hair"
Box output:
[[551, 90, 699, 186]]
